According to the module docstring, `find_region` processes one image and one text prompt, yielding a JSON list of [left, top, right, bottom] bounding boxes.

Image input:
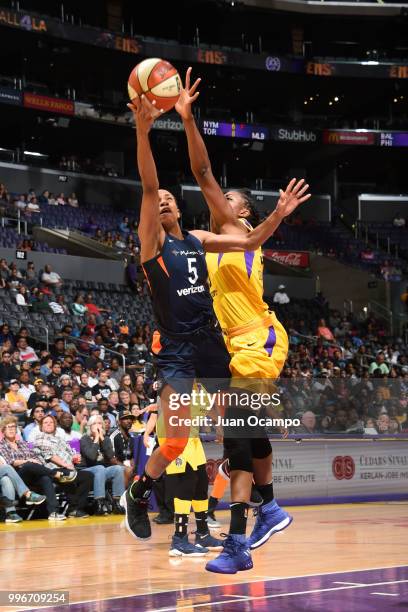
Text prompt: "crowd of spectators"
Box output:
[[271, 302, 408, 436], [0, 182, 79, 220], [0, 310, 156, 523]]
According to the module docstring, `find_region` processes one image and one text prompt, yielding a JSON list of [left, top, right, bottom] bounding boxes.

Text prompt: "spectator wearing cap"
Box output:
[[0, 351, 19, 384], [5, 380, 27, 420], [80, 414, 125, 515], [33, 415, 93, 518], [22, 404, 46, 442], [41, 265, 63, 290], [273, 284, 290, 305], [16, 337, 39, 363], [57, 374, 72, 397], [109, 410, 136, 479]]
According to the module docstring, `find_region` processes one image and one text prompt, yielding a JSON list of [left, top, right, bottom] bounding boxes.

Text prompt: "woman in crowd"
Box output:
[[34, 415, 93, 518], [80, 414, 125, 515], [0, 416, 68, 520], [71, 294, 88, 317], [119, 374, 137, 404], [0, 462, 46, 523]]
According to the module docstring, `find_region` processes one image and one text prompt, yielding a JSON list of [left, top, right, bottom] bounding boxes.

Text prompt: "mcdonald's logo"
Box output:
[[326, 131, 340, 144]]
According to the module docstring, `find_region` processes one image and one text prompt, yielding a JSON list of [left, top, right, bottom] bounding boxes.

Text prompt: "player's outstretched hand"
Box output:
[[275, 178, 311, 219], [175, 66, 201, 120], [127, 95, 163, 134]]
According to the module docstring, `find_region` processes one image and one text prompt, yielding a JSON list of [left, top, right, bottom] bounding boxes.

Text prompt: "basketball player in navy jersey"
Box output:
[[121, 95, 298, 544]]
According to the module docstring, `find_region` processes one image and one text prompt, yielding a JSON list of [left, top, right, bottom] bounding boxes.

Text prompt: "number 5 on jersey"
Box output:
[[187, 257, 198, 285]]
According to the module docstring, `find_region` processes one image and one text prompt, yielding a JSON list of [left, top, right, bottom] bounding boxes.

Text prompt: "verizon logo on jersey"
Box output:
[[176, 285, 205, 297]]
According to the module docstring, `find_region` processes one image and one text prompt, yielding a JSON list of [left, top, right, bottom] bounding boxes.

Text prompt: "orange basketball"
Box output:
[[127, 58, 181, 113]]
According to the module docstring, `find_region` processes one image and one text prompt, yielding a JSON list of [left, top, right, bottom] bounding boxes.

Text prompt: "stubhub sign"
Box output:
[[273, 128, 318, 143]]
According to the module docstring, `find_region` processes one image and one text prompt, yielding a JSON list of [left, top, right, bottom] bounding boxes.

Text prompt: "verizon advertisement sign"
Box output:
[[263, 249, 310, 268]]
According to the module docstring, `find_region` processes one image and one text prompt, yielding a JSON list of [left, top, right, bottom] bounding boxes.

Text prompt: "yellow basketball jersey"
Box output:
[[159, 382, 208, 475], [206, 219, 269, 330]]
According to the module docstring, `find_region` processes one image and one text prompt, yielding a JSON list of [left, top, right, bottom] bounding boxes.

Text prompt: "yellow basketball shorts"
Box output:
[[224, 311, 288, 381]]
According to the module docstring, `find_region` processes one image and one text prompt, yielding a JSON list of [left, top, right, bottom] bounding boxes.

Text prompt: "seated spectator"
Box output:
[[84, 293, 111, 322], [24, 261, 37, 288], [22, 404, 45, 442], [15, 285, 29, 306], [41, 265, 63, 289], [15, 194, 27, 211], [48, 192, 57, 206], [72, 405, 89, 434], [0, 399, 12, 419], [364, 417, 378, 435], [7, 268, 22, 291], [0, 351, 19, 384], [33, 415, 93, 518], [393, 213, 405, 228], [16, 337, 39, 363], [71, 294, 88, 317], [18, 371, 35, 401], [0, 416, 67, 520], [110, 410, 136, 477], [369, 352, 390, 376], [80, 414, 125, 515], [68, 192, 79, 207], [49, 294, 69, 314], [376, 413, 391, 434], [59, 388, 74, 413], [273, 284, 290, 305], [17, 239, 33, 252], [57, 412, 82, 442], [317, 318, 334, 342], [5, 379, 27, 421], [0, 461, 46, 523]]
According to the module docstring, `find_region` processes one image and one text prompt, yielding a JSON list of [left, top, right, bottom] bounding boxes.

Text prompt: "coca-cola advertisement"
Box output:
[[263, 249, 310, 268]]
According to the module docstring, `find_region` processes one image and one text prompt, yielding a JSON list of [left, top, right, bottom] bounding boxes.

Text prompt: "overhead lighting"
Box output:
[[361, 61, 379, 65], [23, 150, 48, 157], [334, 96, 339, 102], [329, 101, 333, 106], [304, 100, 308, 105], [394, 98, 398, 103], [309, 96, 313, 101]]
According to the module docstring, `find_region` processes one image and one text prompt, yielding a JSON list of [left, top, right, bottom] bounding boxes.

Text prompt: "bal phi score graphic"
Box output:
[[332, 455, 355, 480]]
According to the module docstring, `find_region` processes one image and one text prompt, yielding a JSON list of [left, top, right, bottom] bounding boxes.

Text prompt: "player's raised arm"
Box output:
[[191, 178, 311, 253], [176, 68, 243, 234], [128, 96, 165, 262]]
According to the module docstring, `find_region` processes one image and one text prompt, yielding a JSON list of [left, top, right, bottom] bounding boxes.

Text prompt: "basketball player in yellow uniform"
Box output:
[[144, 384, 224, 556], [175, 68, 311, 574]]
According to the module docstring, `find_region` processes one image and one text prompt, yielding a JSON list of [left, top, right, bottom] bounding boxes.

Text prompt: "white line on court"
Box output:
[[332, 581, 365, 586], [371, 592, 399, 596], [21, 564, 408, 611], [153, 579, 408, 611]]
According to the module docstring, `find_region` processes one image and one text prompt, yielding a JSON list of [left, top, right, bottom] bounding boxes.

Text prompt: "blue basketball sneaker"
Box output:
[[205, 534, 253, 574], [195, 532, 224, 551], [247, 499, 293, 550], [169, 534, 209, 557]]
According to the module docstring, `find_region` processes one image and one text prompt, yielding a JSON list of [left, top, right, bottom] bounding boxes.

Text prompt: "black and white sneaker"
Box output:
[[120, 489, 151, 540]]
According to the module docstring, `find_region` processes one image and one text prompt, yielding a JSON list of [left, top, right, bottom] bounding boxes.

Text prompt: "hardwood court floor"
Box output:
[[0, 502, 406, 611]]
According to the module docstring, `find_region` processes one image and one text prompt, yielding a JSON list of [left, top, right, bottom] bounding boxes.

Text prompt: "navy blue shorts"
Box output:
[[153, 323, 231, 395]]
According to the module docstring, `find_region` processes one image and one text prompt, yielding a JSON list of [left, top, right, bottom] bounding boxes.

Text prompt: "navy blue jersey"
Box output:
[[142, 231, 215, 335]]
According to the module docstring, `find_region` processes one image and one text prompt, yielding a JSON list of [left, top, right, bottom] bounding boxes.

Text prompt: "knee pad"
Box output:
[[159, 437, 188, 463]]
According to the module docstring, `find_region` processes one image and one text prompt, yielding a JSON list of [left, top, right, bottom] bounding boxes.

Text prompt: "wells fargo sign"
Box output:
[[23, 93, 74, 115]]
